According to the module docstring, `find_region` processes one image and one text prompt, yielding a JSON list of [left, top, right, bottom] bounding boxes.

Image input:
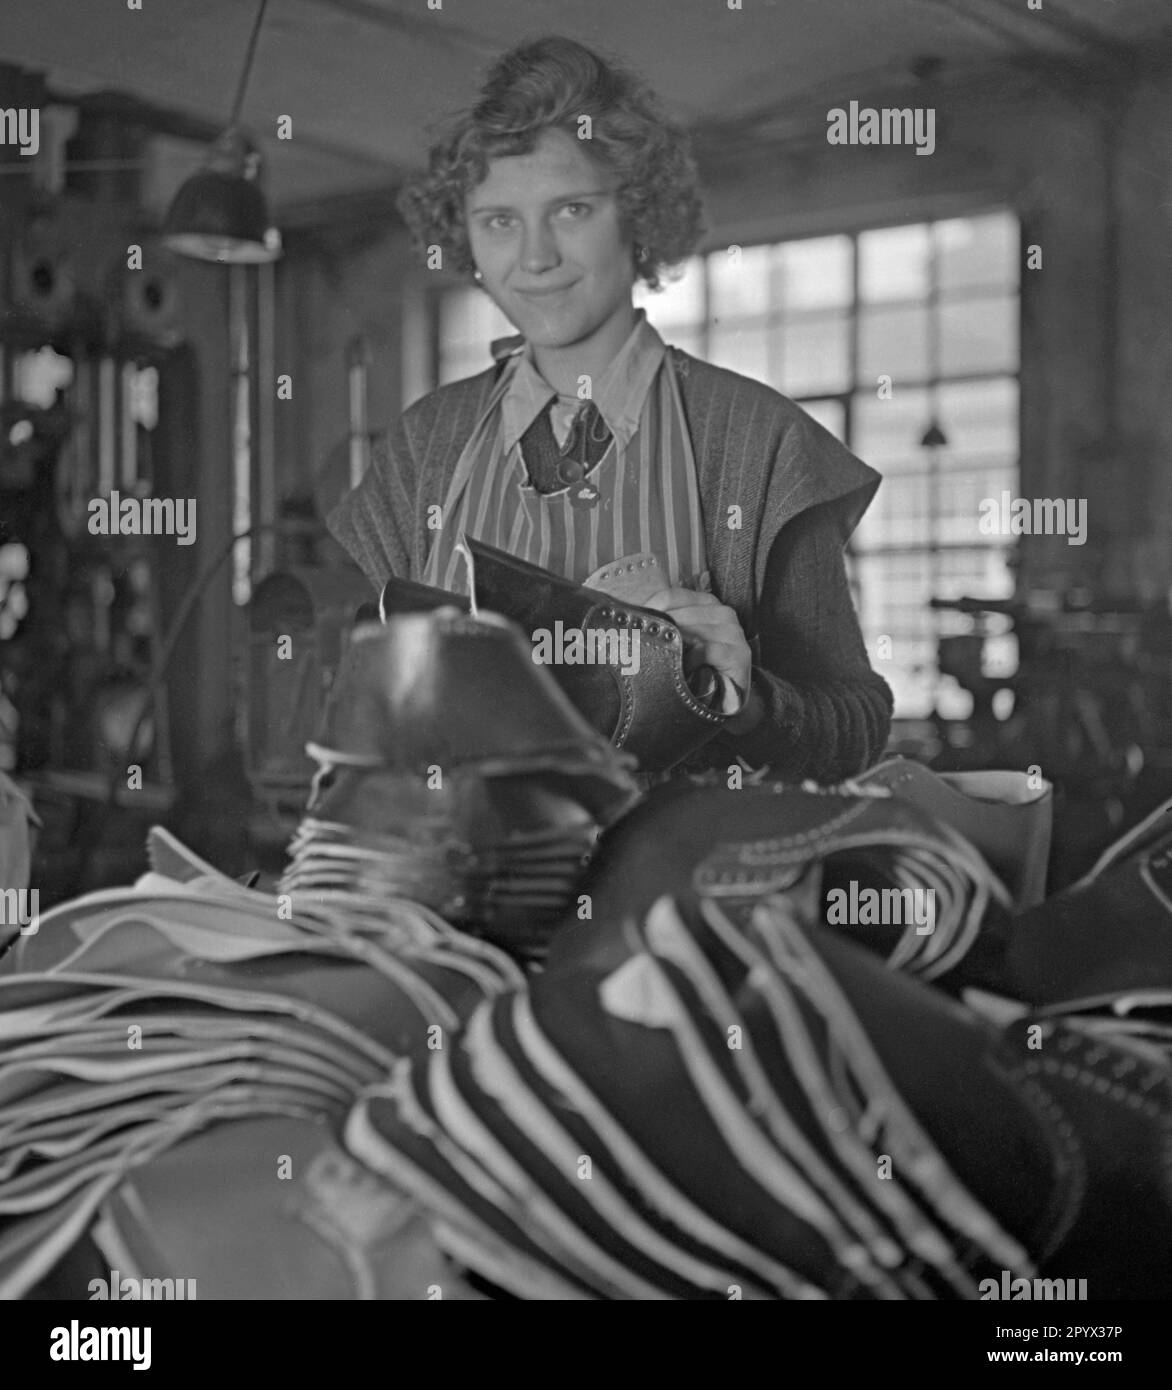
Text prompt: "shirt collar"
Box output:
[[498, 308, 667, 454]]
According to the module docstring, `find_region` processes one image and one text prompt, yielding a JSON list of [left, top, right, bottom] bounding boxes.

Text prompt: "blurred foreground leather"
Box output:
[[856, 757, 1053, 911], [1006, 793, 1172, 1003]]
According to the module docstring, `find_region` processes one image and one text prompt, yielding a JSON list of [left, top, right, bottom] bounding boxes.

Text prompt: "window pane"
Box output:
[[708, 323, 770, 384], [938, 295, 1019, 375], [798, 398, 847, 442], [854, 467, 931, 549], [854, 387, 932, 469], [935, 377, 1019, 459], [776, 313, 851, 396], [936, 465, 1016, 544], [858, 303, 930, 381], [855, 552, 935, 716], [936, 212, 1018, 293], [636, 257, 705, 327], [859, 223, 931, 302], [934, 546, 1015, 602], [776, 235, 853, 310], [707, 244, 774, 320]]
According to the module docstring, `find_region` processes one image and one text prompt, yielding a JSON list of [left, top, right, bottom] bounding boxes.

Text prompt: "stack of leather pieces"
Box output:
[[345, 775, 1172, 1299], [852, 758, 1053, 913], [0, 826, 522, 1299], [551, 776, 1014, 985], [345, 892, 1069, 1298], [1002, 791, 1172, 1003], [281, 611, 638, 960]]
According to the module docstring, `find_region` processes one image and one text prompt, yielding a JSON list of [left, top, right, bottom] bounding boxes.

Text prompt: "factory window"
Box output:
[[431, 209, 1020, 719]]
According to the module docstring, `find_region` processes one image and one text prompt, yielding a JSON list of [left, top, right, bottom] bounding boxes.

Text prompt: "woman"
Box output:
[[328, 36, 892, 784]]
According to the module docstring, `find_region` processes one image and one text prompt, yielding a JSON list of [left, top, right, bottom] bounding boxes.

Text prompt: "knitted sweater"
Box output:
[[327, 348, 894, 782]]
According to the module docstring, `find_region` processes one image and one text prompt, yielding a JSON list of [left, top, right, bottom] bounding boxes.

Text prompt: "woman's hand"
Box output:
[[644, 586, 754, 719]]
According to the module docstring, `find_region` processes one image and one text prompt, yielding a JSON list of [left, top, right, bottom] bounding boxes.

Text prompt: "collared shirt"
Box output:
[[500, 309, 667, 456]]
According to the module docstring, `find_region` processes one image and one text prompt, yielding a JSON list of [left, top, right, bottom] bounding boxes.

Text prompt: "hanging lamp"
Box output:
[[163, 0, 281, 263]]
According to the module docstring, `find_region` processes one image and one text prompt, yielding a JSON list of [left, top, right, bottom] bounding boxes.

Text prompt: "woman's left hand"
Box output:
[[644, 586, 753, 713]]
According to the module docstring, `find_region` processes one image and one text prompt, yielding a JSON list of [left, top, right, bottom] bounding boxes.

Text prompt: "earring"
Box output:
[[635, 245, 650, 265], [472, 268, 483, 283]]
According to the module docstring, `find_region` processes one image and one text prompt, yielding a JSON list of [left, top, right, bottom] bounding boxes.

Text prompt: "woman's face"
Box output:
[[464, 126, 637, 353]]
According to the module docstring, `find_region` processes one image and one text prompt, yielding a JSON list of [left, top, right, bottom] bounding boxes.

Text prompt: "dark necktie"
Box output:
[[520, 401, 612, 497]]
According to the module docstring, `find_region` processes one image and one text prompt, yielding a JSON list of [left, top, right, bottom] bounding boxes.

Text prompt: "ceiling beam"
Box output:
[[44, 87, 402, 175], [294, 0, 500, 56]]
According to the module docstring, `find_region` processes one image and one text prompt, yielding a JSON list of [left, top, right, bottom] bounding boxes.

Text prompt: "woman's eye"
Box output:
[[482, 215, 514, 232], [558, 202, 590, 219]]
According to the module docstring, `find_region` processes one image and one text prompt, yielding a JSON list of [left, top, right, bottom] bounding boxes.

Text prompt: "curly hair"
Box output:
[[397, 36, 706, 291]]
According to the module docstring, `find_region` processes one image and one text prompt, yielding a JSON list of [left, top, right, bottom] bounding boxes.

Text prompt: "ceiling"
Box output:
[[2, 0, 1170, 219]]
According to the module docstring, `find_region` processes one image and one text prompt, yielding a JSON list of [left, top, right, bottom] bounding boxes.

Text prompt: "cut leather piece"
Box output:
[[0, 1008, 382, 1090], [737, 901, 1079, 1269], [464, 961, 844, 1298], [0, 818, 527, 1302], [546, 779, 1010, 984], [997, 1013, 1172, 1298], [10, 917, 475, 1052], [0, 971, 401, 1073], [460, 536, 728, 774], [0, 1036, 362, 1112], [1005, 793, 1172, 1004], [88, 1114, 479, 1300], [582, 552, 673, 607], [0, 1153, 139, 1300], [0, 1098, 332, 1298], [454, 985, 809, 1299], [1027, 991, 1172, 1055], [364, 1059, 599, 1290], [347, 1075, 595, 1300], [426, 1036, 671, 1299], [636, 901, 930, 1276], [447, 997, 759, 1298], [501, 989, 813, 1298], [536, 903, 1028, 1298], [346, 886, 1070, 1298], [855, 758, 1053, 912]]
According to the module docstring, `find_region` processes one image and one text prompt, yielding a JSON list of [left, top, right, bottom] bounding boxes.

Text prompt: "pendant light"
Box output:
[[163, 0, 281, 263]]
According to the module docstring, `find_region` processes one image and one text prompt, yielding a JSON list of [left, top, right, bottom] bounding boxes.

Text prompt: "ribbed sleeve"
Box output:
[[675, 353, 893, 782], [718, 502, 894, 781]]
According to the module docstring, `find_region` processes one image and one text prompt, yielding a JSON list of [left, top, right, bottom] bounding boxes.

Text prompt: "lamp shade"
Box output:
[[163, 169, 281, 264]]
